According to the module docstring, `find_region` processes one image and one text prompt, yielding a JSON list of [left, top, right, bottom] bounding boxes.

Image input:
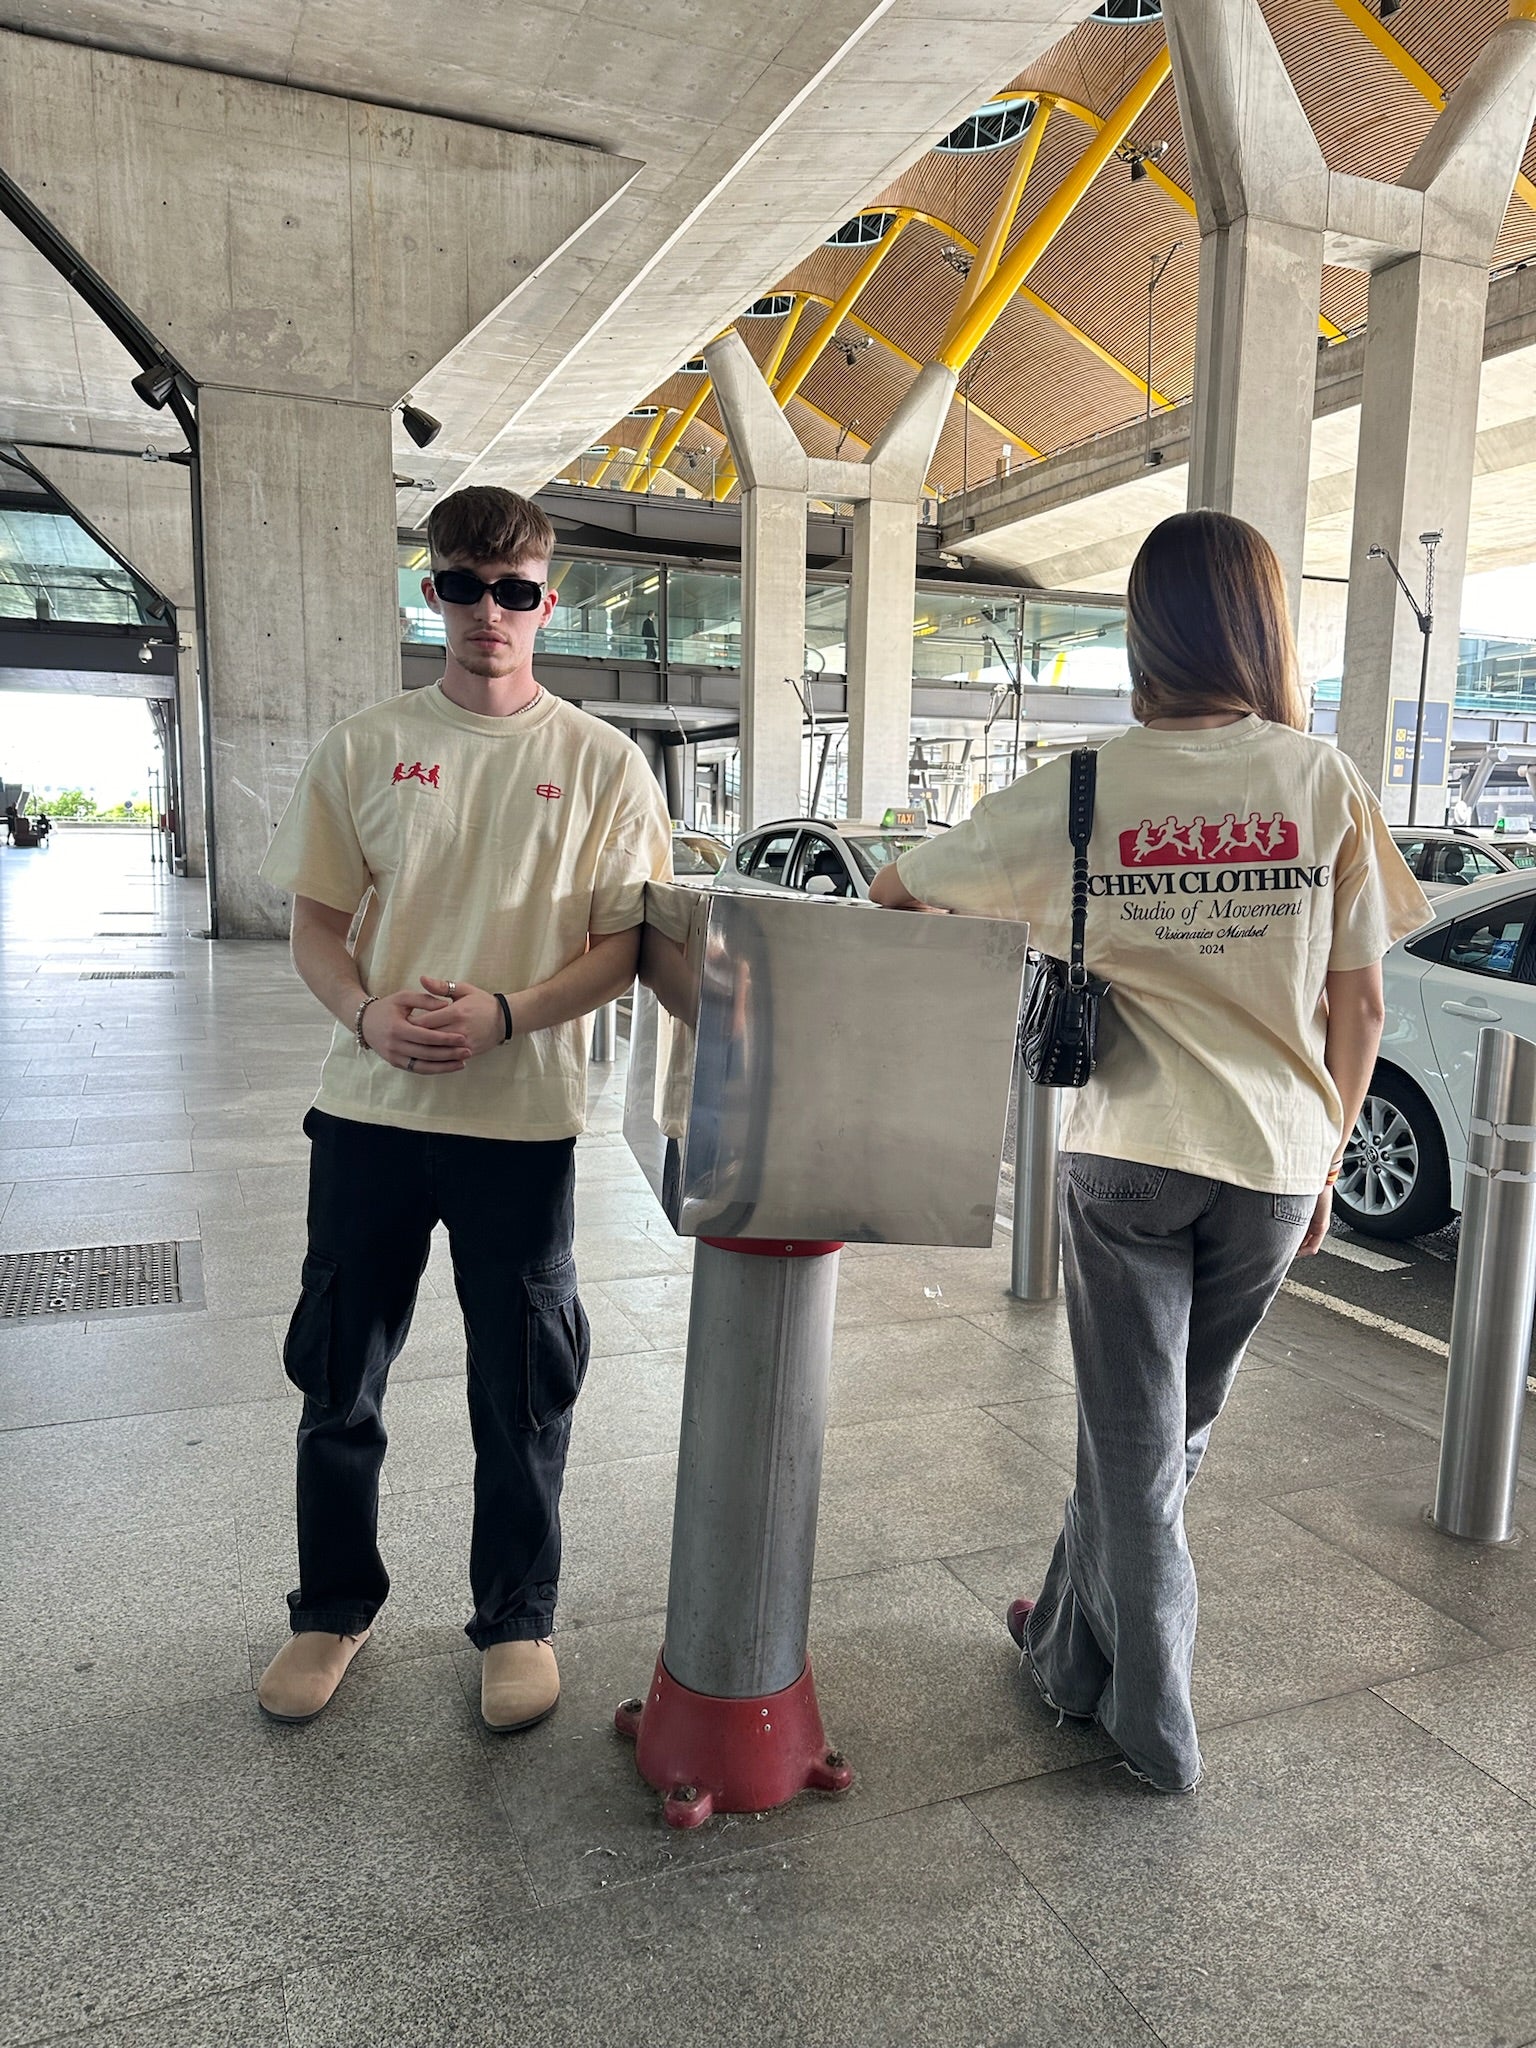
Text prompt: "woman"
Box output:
[[871, 510, 1431, 1792]]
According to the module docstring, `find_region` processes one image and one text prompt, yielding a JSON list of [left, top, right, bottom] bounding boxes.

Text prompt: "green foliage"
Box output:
[[48, 788, 97, 819]]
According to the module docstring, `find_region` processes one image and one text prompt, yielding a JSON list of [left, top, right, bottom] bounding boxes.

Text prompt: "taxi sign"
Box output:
[[881, 806, 926, 830]]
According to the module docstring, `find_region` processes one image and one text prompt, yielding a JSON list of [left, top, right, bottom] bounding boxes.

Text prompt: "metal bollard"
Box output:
[[614, 1238, 854, 1827], [664, 1241, 838, 1695], [1434, 1026, 1536, 1544], [1010, 1052, 1061, 1303], [590, 999, 617, 1063]]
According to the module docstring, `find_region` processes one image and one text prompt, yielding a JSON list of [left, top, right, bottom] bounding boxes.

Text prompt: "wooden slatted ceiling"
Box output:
[[1012, 16, 1167, 112], [564, 0, 1536, 495]]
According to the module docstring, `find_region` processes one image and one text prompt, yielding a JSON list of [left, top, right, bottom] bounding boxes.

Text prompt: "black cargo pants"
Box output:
[[281, 1109, 590, 1649]]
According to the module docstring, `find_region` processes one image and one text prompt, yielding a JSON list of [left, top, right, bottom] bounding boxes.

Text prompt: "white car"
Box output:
[[718, 814, 940, 901], [1338, 868, 1536, 1238], [1389, 826, 1536, 896], [670, 829, 729, 885]]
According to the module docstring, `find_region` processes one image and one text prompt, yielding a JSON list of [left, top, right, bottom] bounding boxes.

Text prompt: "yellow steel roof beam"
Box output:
[[1327, 0, 1446, 106], [763, 295, 810, 384], [991, 90, 1198, 217], [941, 48, 1174, 372], [773, 211, 911, 406], [942, 102, 1056, 353], [625, 378, 712, 492], [586, 444, 626, 486], [790, 291, 1044, 455], [619, 407, 671, 492], [1326, 0, 1536, 215]]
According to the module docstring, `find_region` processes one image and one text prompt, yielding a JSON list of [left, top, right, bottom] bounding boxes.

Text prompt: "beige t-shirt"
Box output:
[[897, 716, 1432, 1193], [260, 685, 672, 1141]]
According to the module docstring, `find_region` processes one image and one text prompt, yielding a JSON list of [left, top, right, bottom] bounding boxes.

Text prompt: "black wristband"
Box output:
[[494, 992, 513, 1044]]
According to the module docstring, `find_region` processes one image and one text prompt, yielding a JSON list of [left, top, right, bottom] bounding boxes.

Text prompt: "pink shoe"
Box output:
[[1006, 1598, 1035, 1651]]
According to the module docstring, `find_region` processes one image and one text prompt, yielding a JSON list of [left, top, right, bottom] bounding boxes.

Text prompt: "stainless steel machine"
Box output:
[[614, 883, 1029, 1827]]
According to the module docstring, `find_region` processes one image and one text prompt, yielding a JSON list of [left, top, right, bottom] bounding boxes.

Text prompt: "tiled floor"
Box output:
[[3, 833, 1535, 2048]]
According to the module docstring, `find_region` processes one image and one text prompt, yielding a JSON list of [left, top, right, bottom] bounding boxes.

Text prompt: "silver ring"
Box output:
[[447, 980, 457, 995], [406, 1056, 416, 1071]]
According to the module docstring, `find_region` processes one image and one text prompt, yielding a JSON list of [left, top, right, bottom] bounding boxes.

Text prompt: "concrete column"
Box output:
[[1165, 0, 1330, 618], [0, 30, 634, 933], [26, 448, 207, 879], [707, 338, 953, 825], [1337, 10, 1536, 814], [843, 364, 955, 820], [197, 390, 403, 931], [1297, 577, 1350, 707], [706, 333, 809, 828]]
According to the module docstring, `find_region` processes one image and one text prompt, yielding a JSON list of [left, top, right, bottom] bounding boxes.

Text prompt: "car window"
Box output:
[[793, 833, 857, 896], [671, 838, 716, 876], [749, 832, 799, 884], [1427, 842, 1500, 886], [843, 833, 931, 882], [1443, 902, 1535, 980], [733, 835, 760, 874], [1499, 843, 1536, 869], [1394, 838, 1426, 876]]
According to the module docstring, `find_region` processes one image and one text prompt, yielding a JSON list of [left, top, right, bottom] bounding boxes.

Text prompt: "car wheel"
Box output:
[[1333, 1067, 1453, 1240]]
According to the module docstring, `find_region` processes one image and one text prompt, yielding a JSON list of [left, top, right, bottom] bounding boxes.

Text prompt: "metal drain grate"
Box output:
[[0, 1241, 186, 1319], [94, 930, 168, 938], [79, 970, 181, 981]]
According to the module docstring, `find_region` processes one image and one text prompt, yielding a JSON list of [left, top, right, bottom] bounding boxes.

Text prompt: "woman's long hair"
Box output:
[[1126, 510, 1306, 731]]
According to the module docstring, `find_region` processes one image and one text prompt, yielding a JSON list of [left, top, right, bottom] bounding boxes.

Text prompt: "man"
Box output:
[[256, 486, 671, 1732]]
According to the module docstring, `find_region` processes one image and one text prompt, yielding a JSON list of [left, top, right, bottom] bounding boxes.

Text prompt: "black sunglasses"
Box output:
[[431, 569, 547, 611]]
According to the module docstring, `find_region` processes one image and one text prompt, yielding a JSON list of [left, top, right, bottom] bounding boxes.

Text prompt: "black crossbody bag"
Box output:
[[1020, 747, 1111, 1090]]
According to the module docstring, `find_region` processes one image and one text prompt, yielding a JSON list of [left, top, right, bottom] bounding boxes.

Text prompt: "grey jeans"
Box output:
[[1023, 1152, 1312, 1791]]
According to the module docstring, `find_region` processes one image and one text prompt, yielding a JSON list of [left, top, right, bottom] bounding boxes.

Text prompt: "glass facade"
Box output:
[[397, 540, 1130, 697], [0, 507, 157, 626], [667, 570, 741, 669], [1312, 633, 1536, 720], [396, 534, 1131, 835], [547, 560, 661, 661]]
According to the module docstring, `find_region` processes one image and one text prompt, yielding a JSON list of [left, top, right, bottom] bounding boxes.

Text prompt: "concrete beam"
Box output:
[[0, 29, 636, 405], [0, 29, 635, 933]]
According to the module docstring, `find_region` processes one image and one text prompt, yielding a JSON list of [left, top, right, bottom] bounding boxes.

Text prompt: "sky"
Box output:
[[0, 693, 160, 803], [1461, 564, 1536, 640]]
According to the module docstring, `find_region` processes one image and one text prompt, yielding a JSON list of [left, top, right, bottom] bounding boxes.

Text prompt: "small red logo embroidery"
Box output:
[[392, 761, 441, 788], [1119, 812, 1299, 867], [535, 784, 563, 801]]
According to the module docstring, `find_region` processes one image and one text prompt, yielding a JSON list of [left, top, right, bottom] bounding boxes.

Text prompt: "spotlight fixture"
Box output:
[[1116, 139, 1170, 183], [1379, 0, 1399, 15], [400, 400, 441, 449], [940, 243, 973, 278], [131, 363, 178, 411], [839, 333, 873, 368]]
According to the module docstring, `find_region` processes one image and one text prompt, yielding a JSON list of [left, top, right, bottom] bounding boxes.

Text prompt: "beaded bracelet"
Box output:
[[354, 993, 380, 1051]]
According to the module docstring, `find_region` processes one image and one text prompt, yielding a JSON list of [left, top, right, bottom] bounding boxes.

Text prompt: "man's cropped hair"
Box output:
[[426, 487, 556, 570]]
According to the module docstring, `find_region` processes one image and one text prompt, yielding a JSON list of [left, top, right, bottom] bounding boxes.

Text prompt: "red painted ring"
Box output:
[[699, 1236, 845, 1258]]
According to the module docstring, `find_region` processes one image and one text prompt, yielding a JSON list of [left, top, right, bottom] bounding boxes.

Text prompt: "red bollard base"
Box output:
[[614, 1654, 853, 1829]]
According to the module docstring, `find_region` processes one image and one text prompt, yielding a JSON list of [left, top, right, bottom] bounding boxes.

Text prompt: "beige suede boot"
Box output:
[[257, 1629, 371, 1724], [481, 1639, 559, 1733]]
